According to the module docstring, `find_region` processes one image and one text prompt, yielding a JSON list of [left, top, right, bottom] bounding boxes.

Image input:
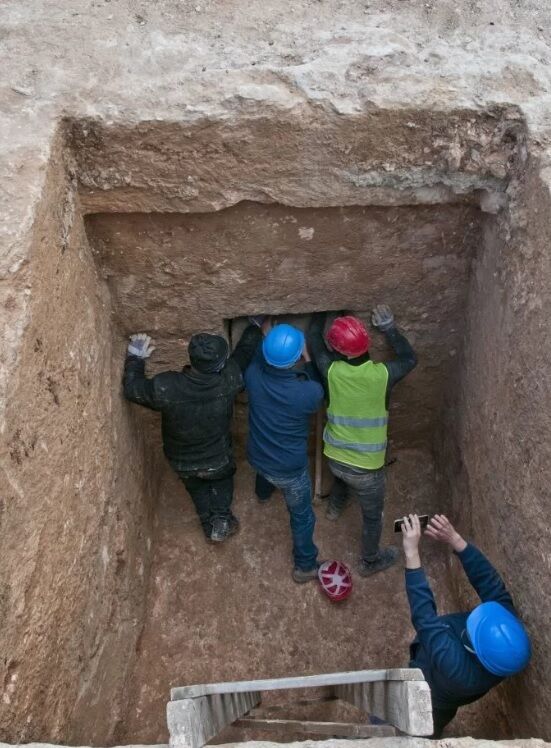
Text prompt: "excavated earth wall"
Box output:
[[437, 155, 551, 738], [85, 201, 482, 449], [0, 131, 159, 744], [3, 1, 551, 744]]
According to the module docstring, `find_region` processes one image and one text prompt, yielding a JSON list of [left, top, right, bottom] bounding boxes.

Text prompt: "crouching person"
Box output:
[[401, 514, 531, 738], [123, 325, 264, 542]]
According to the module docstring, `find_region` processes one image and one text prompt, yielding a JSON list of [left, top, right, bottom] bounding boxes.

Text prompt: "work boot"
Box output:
[[209, 514, 240, 543], [358, 546, 399, 577], [325, 500, 345, 521], [292, 563, 322, 584]]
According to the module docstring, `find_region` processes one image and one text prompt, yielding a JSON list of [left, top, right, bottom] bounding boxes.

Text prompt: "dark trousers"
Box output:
[[172, 462, 235, 538], [255, 468, 318, 571], [327, 459, 386, 562], [431, 706, 457, 739]]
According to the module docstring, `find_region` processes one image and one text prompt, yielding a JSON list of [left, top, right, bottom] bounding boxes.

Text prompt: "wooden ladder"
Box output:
[[167, 668, 433, 748]]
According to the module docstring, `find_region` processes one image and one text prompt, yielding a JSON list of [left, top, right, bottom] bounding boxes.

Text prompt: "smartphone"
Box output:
[[394, 515, 429, 533]]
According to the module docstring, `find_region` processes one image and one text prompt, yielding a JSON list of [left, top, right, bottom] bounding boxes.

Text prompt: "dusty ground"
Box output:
[[120, 448, 507, 744]]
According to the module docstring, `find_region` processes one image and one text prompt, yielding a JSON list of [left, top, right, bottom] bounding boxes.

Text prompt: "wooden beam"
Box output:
[[171, 668, 424, 700]]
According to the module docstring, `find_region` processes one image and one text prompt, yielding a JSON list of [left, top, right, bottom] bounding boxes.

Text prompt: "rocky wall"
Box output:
[[437, 156, 551, 738], [85, 201, 483, 450], [69, 108, 522, 215], [0, 138, 157, 744]]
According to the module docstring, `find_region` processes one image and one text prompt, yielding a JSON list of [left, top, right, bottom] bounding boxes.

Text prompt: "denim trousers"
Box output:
[[256, 467, 319, 571], [328, 459, 386, 562]]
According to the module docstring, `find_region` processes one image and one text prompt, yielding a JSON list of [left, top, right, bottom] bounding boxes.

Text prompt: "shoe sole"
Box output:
[[292, 573, 319, 584], [208, 524, 240, 543], [292, 561, 325, 584]]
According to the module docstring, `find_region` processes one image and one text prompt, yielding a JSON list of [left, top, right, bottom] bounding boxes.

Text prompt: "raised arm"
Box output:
[[425, 514, 515, 612], [123, 333, 161, 410], [371, 305, 417, 392], [457, 545, 514, 611], [402, 514, 469, 679], [230, 323, 264, 373], [307, 311, 333, 387]]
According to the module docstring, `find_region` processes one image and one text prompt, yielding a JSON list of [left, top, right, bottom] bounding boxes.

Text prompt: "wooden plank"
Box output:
[[234, 717, 396, 737], [170, 668, 424, 700], [247, 696, 336, 717], [167, 691, 261, 748]]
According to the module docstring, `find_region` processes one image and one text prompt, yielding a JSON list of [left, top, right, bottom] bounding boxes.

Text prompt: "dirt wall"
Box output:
[[85, 201, 483, 450], [0, 141, 157, 744], [438, 158, 551, 738], [70, 108, 521, 215]]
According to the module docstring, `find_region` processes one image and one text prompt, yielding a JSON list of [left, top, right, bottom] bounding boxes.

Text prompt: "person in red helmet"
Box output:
[[308, 305, 417, 576]]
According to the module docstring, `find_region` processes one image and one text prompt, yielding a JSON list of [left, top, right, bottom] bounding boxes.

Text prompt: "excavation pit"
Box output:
[[3, 105, 550, 746]]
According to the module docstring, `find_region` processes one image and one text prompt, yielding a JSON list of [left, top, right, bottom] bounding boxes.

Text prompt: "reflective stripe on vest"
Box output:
[[324, 359, 389, 470]]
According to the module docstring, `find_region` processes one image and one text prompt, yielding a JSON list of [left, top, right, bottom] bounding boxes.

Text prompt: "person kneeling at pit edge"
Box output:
[[401, 514, 531, 739], [123, 321, 270, 543]]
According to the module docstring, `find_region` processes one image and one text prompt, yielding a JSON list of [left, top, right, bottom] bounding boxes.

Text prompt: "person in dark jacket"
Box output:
[[308, 305, 417, 576], [401, 513, 531, 738], [244, 323, 325, 583], [123, 323, 265, 542]]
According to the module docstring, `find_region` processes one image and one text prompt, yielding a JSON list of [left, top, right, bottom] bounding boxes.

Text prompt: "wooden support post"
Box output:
[[313, 407, 325, 504]]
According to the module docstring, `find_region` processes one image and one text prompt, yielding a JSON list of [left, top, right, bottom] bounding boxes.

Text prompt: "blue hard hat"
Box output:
[[262, 324, 305, 368], [467, 601, 531, 677]]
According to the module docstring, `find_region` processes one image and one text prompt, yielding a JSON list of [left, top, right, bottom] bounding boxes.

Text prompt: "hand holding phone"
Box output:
[[394, 514, 429, 533]]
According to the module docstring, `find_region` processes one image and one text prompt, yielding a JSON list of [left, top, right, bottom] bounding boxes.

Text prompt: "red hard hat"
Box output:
[[318, 560, 353, 602], [326, 316, 370, 357]]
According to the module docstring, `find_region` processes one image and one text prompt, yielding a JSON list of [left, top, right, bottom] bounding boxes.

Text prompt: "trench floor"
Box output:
[[120, 447, 508, 743]]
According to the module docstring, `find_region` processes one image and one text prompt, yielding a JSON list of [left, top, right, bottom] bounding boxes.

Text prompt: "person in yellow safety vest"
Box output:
[[308, 305, 417, 576]]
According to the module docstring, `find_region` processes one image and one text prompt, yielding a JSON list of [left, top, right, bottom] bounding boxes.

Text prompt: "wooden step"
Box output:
[[234, 717, 397, 738]]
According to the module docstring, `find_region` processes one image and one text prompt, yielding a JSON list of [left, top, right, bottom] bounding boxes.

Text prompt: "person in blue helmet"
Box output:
[[244, 321, 324, 583], [401, 513, 531, 738]]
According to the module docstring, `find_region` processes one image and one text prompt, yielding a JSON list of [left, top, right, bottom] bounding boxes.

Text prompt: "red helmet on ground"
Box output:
[[326, 316, 370, 358], [318, 560, 353, 602]]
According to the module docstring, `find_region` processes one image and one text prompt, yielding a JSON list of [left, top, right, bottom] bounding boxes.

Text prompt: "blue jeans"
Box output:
[[328, 459, 386, 562], [256, 468, 319, 571]]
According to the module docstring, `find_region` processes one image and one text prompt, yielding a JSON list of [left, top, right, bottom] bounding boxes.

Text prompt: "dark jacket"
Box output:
[[406, 544, 514, 710], [123, 326, 261, 474], [244, 344, 324, 476], [307, 312, 417, 409]]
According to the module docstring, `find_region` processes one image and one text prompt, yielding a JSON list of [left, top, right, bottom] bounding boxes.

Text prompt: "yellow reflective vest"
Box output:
[[323, 360, 389, 470]]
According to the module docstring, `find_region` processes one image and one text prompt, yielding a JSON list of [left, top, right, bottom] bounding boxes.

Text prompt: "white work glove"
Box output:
[[372, 304, 395, 332], [128, 333, 155, 358]]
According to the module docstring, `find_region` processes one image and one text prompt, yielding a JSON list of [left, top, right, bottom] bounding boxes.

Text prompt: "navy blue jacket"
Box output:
[[244, 344, 324, 476], [406, 544, 515, 710]]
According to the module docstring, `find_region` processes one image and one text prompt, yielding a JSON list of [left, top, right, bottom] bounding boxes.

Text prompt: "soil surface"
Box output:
[[120, 449, 507, 744]]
